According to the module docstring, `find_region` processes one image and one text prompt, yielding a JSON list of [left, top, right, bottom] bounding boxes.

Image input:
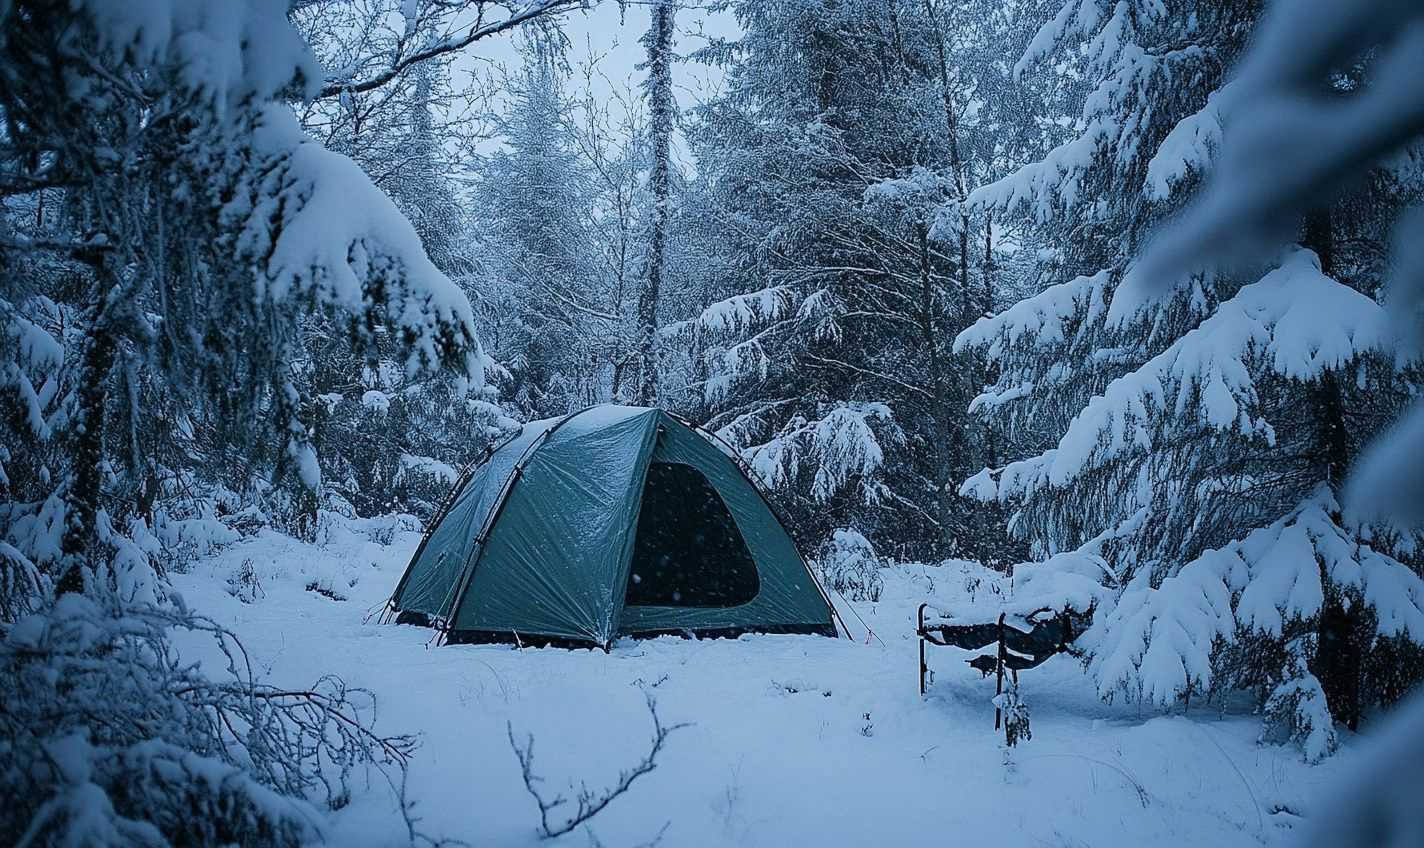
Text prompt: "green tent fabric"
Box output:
[[389, 405, 838, 648]]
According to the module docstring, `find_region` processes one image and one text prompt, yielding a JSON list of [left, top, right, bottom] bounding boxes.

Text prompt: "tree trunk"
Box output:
[[924, 0, 974, 322], [58, 270, 122, 595], [1302, 207, 1349, 490], [982, 212, 995, 315], [1301, 205, 1362, 730], [917, 224, 953, 550], [635, 0, 675, 406]]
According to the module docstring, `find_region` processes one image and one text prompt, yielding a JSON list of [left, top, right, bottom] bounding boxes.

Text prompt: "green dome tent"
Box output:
[[387, 405, 840, 649]]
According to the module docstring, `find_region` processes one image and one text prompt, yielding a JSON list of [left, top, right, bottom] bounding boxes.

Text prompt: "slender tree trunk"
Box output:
[[1302, 208, 1349, 489], [1301, 205, 1363, 730], [924, 0, 974, 321], [612, 195, 634, 402], [58, 260, 123, 595], [982, 212, 995, 315], [635, 0, 675, 406], [917, 223, 953, 549]]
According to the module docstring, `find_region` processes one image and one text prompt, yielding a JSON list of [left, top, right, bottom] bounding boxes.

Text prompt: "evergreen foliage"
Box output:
[[958, 0, 1424, 753], [676, 0, 1023, 561]]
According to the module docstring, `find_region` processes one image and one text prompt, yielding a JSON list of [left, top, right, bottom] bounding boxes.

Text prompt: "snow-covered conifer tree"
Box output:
[[472, 38, 614, 417], [681, 0, 1017, 559], [959, 0, 1424, 757], [295, 55, 515, 520], [0, 0, 488, 837]]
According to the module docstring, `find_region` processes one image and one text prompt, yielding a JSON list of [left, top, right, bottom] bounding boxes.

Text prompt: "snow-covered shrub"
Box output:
[[817, 529, 884, 602], [0, 594, 414, 846], [227, 559, 264, 605], [995, 686, 1032, 748], [1258, 637, 1338, 764]]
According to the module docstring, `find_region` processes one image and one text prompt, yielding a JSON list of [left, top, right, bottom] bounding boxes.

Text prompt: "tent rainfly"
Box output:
[[387, 405, 840, 649]]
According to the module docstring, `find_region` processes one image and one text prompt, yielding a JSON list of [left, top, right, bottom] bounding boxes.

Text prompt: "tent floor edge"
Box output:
[[617, 622, 838, 640], [443, 629, 604, 650], [390, 622, 838, 650]]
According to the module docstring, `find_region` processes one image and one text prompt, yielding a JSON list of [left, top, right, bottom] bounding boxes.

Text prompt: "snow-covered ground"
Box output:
[[168, 515, 1359, 847]]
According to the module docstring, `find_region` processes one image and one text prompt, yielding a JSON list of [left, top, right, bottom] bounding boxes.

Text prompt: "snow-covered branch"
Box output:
[[314, 0, 592, 100]]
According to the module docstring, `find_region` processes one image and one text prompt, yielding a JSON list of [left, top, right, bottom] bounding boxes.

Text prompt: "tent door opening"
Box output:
[[624, 462, 760, 608]]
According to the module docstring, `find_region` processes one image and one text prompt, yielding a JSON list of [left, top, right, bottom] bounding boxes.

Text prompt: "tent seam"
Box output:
[[440, 405, 611, 643], [387, 428, 519, 618]]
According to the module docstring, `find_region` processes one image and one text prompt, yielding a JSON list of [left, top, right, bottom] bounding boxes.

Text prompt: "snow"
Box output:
[[96, 510, 161, 607], [1235, 522, 1323, 636], [740, 403, 898, 505], [358, 390, 390, 414], [1262, 661, 1337, 765], [238, 105, 486, 382], [968, 383, 1034, 414], [1087, 555, 1235, 706], [1, 300, 63, 441], [1014, 1, 1086, 80], [399, 453, 459, 486], [1145, 83, 1230, 200], [78, 0, 320, 108], [164, 516, 1362, 846], [863, 166, 955, 223], [966, 123, 1107, 222], [817, 529, 883, 602], [668, 287, 793, 338], [954, 271, 1109, 357], [558, 403, 654, 431], [959, 468, 999, 503], [986, 249, 1386, 496]]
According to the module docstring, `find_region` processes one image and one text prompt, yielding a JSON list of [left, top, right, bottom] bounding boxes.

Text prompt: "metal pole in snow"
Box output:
[[994, 612, 1006, 731], [918, 603, 928, 695]]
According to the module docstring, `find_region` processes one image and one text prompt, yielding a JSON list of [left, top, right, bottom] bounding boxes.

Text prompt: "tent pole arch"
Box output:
[[438, 405, 609, 645], [663, 412, 851, 640], [384, 428, 522, 622]]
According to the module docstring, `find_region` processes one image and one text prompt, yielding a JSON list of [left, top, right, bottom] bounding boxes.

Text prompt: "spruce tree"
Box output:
[[681, 0, 1012, 560], [959, 0, 1424, 758]]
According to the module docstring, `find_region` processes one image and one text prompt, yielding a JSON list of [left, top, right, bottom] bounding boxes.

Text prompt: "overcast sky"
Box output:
[[450, 1, 740, 163]]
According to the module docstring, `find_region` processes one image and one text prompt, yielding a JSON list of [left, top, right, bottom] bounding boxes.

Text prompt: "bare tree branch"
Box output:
[[314, 0, 593, 100], [508, 691, 687, 839]]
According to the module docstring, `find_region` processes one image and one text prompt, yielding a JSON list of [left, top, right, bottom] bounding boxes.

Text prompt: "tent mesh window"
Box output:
[[625, 462, 760, 607]]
